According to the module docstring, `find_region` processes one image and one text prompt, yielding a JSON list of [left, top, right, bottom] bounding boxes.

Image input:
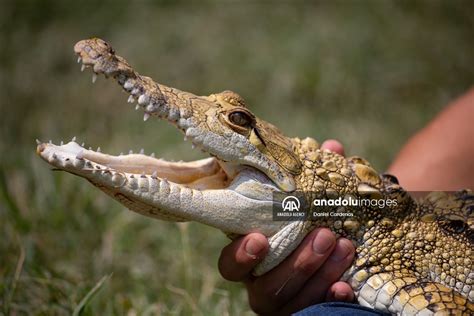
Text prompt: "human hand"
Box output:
[[218, 140, 355, 315]]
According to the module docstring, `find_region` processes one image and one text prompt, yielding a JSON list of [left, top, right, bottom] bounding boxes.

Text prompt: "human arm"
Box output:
[[388, 87, 474, 191]]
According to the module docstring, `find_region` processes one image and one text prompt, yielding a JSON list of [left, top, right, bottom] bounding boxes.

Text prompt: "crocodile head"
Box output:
[[36, 38, 304, 237]]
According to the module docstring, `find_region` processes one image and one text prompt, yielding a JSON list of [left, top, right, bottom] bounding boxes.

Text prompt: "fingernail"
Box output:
[[334, 292, 349, 301], [330, 241, 352, 262], [312, 229, 334, 254], [245, 238, 265, 259]]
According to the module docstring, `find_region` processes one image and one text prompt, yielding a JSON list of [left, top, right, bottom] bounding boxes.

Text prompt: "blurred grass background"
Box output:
[[1, 0, 473, 315]]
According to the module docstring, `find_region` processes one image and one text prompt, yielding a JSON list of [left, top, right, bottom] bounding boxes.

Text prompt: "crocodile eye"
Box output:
[[229, 111, 252, 127]]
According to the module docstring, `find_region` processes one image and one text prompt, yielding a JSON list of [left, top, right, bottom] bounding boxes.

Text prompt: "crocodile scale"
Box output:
[[36, 38, 473, 315]]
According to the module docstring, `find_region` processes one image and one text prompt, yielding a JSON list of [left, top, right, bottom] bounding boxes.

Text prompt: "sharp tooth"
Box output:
[[49, 140, 52, 144], [119, 152, 123, 156], [150, 152, 155, 158], [143, 113, 150, 121], [77, 57, 82, 63], [89, 147, 92, 150], [191, 144, 196, 149], [71, 136, 77, 142], [131, 88, 139, 95], [146, 103, 154, 112], [139, 148, 144, 154], [152, 171, 158, 178], [97, 147, 101, 152], [129, 150, 133, 154], [92, 73, 97, 83], [124, 80, 134, 90], [127, 95, 135, 103], [135, 104, 140, 110], [76, 150, 84, 160], [184, 136, 187, 141], [60, 141, 64, 145], [81, 142, 85, 147], [138, 94, 148, 105], [81, 64, 86, 72], [112, 173, 125, 187], [36, 139, 41, 144]]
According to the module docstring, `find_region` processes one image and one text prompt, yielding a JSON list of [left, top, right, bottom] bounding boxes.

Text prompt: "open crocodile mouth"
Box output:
[[36, 140, 244, 191], [36, 38, 285, 237], [36, 38, 280, 195]]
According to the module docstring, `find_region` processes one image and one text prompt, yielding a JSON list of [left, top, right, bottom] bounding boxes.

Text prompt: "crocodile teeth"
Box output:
[[123, 80, 134, 90], [138, 94, 149, 105], [81, 64, 86, 72], [150, 152, 155, 158], [77, 57, 82, 63], [135, 104, 140, 110], [151, 171, 158, 178], [127, 96, 135, 103], [139, 148, 144, 154], [143, 113, 150, 121], [146, 103, 155, 112], [60, 141, 64, 145], [129, 150, 133, 154], [36, 139, 41, 145], [97, 147, 101, 152], [71, 136, 77, 142], [81, 142, 85, 147], [49, 140, 52, 144], [131, 88, 139, 95], [92, 73, 97, 83], [112, 173, 125, 187]]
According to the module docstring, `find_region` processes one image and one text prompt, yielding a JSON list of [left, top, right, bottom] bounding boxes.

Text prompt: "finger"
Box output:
[[218, 233, 268, 282], [280, 238, 355, 313], [326, 281, 355, 302], [321, 139, 345, 156], [246, 228, 337, 313]]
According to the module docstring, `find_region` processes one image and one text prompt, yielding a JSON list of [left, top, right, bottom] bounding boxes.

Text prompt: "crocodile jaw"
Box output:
[[73, 38, 297, 192], [36, 140, 282, 236]]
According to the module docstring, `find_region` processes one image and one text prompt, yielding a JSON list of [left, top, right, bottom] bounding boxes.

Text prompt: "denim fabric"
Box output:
[[293, 302, 390, 316]]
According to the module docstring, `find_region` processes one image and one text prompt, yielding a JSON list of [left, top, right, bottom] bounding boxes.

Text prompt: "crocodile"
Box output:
[[36, 38, 473, 315]]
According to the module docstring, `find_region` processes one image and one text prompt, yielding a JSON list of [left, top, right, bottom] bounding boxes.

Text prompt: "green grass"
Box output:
[[1, 1, 473, 315]]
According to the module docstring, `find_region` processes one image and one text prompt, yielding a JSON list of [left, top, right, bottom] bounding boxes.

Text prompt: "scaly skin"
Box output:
[[36, 38, 473, 315]]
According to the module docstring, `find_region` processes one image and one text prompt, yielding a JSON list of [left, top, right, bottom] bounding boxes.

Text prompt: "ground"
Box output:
[[1, 1, 473, 315]]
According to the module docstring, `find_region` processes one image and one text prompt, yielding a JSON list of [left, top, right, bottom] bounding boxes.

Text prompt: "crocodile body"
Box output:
[[36, 38, 473, 315]]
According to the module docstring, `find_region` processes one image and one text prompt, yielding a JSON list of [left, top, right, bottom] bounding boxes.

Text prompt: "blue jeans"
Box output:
[[293, 302, 390, 316]]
